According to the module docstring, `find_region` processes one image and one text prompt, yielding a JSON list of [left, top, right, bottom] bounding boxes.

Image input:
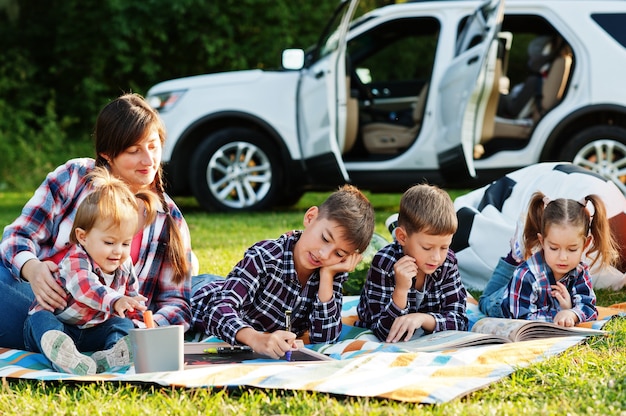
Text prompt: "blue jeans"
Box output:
[[191, 273, 224, 296], [478, 257, 517, 318], [0, 263, 34, 349], [24, 310, 134, 354]]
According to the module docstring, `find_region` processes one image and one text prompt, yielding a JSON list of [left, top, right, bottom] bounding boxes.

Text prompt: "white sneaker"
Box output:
[[90, 336, 133, 373], [41, 330, 96, 376]]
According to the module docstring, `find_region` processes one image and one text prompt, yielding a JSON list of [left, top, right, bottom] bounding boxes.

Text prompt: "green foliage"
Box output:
[[0, 1, 345, 190], [0, 96, 92, 191], [344, 232, 390, 295]]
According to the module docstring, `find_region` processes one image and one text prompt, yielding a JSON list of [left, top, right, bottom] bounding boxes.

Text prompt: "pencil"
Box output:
[[285, 309, 292, 361], [143, 310, 155, 329]]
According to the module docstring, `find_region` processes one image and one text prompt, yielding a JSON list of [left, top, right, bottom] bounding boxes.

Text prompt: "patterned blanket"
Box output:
[[0, 296, 615, 404]]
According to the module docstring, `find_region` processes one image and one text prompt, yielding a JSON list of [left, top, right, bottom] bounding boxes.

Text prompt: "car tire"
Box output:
[[276, 189, 305, 207], [190, 127, 283, 212], [559, 125, 626, 194]]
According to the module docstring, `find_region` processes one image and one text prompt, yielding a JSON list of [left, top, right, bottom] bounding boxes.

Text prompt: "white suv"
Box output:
[[147, 0, 626, 212]]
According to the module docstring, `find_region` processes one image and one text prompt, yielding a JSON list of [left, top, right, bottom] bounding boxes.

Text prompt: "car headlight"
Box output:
[[147, 90, 186, 112]]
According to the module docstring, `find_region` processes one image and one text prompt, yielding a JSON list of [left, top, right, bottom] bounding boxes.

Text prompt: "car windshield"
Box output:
[[306, 0, 353, 66]]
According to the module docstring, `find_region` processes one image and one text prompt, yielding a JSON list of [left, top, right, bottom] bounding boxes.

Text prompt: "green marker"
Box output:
[[202, 346, 253, 354]]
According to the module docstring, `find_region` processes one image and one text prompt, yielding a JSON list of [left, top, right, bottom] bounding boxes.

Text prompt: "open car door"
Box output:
[[436, 0, 504, 180], [296, 0, 359, 185]]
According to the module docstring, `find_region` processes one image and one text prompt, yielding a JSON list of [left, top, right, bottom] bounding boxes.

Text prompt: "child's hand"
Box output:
[[113, 295, 147, 318], [553, 309, 578, 327], [323, 252, 363, 276], [386, 312, 434, 343], [393, 255, 418, 291], [245, 330, 297, 359], [550, 281, 573, 310]]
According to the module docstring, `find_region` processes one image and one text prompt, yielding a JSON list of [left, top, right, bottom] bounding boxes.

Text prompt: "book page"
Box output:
[[471, 318, 607, 342], [471, 318, 530, 340], [391, 330, 510, 352]]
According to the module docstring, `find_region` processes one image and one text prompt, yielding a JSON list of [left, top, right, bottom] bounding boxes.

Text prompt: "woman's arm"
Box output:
[[1, 159, 94, 310]]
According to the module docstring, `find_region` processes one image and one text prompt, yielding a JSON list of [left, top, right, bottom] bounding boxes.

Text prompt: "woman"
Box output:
[[0, 93, 193, 349]]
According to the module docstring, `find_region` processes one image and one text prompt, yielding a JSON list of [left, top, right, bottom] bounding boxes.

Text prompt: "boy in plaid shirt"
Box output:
[[357, 184, 467, 342], [191, 185, 375, 358]]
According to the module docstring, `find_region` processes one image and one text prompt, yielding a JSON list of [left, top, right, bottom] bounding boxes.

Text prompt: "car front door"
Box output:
[[436, 0, 504, 179], [296, 0, 359, 185]]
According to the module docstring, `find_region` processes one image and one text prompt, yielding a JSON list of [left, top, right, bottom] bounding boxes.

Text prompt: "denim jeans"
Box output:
[[0, 263, 34, 349], [191, 273, 224, 296], [24, 310, 134, 354], [478, 257, 517, 318]]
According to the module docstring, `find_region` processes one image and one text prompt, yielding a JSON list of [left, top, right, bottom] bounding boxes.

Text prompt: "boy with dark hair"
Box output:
[[191, 185, 375, 358]]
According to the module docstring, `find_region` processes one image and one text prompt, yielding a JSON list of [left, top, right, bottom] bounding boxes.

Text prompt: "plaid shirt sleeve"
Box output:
[[191, 239, 289, 346], [568, 263, 598, 322], [1, 159, 93, 279], [357, 243, 408, 341], [307, 275, 346, 343], [191, 232, 346, 345], [62, 250, 125, 314], [507, 263, 543, 320], [357, 245, 467, 340]]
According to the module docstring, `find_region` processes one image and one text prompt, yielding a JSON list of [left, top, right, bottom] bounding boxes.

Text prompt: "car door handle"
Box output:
[[467, 56, 479, 65], [315, 70, 325, 79]]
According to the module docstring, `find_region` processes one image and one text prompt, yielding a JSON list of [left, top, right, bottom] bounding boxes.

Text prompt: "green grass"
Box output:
[[2, 191, 626, 415]]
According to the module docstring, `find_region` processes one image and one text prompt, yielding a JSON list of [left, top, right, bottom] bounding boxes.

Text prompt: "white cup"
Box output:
[[130, 325, 184, 373]]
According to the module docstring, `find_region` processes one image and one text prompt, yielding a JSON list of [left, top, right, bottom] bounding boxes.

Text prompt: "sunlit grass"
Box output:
[[1, 190, 626, 414]]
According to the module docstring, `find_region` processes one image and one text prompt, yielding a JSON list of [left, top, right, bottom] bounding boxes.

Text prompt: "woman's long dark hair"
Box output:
[[94, 93, 189, 284]]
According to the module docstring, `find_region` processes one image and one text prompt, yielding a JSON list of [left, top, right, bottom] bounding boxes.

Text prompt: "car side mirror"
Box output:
[[282, 49, 305, 70]]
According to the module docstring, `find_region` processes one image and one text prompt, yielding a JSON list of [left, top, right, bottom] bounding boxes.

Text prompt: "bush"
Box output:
[[344, 233, 390, 295], [0, 1, 397, 190]]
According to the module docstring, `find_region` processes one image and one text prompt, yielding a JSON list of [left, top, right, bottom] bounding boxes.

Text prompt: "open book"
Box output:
[[391, 318, 607, 353], [183, 340, 334, 366]]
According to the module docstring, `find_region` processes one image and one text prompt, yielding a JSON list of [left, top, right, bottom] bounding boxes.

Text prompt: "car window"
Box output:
[[348, 17, 440, 97], [499, 14, 566, 89], [307, 1, 352, 65], [592, 13, 626, 48], [455, 0, 500, 56]]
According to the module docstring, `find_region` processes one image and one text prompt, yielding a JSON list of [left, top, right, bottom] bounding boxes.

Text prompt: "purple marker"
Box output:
[[285, 310, 292, 361]]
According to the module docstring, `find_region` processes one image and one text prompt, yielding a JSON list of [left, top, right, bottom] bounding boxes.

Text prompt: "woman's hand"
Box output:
[[21, 259, 67, 311]]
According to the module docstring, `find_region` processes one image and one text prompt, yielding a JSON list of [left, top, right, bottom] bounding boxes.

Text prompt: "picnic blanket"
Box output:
[[0, 296, 613, 404]]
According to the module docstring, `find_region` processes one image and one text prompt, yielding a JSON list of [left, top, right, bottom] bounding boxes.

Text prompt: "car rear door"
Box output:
[[296, 0, 359, 185], [436, 0, 504, 179]]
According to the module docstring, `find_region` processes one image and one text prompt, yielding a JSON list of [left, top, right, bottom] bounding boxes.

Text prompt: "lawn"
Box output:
[[1, 190, 626, 415]]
